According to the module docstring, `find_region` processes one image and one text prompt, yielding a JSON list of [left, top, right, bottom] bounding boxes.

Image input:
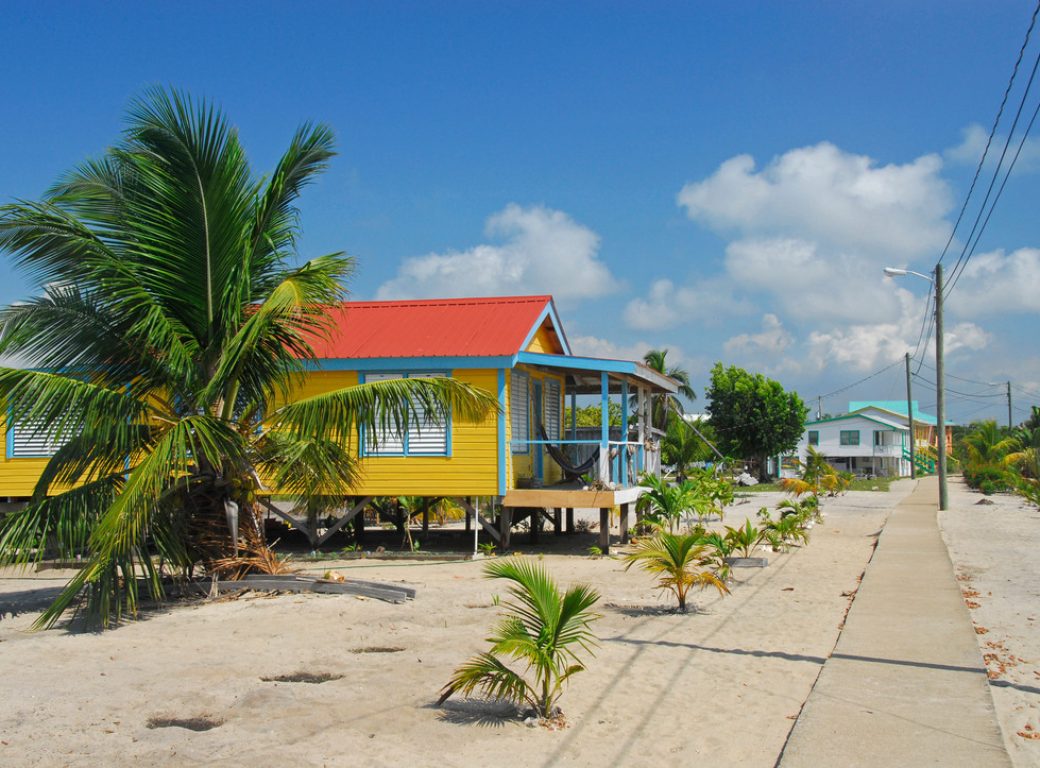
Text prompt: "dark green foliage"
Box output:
[[0, 89, 497, 628], [704, 363, 808, 482]]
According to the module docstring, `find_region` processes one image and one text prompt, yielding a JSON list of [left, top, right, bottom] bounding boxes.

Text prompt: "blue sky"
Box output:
[[3, 1, 1039, 423]]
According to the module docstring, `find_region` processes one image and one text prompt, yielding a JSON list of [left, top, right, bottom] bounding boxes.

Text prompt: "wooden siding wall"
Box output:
[[0, 417, 51, 496], [289, 369, 501, 497], [525, 324, 559, 354], [0, 369, 501, 500]]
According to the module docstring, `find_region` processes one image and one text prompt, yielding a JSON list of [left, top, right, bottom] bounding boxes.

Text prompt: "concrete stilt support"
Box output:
[[553, 507, 562, 536], [566, 508, 575, 534], [620, 502, 631, 543]]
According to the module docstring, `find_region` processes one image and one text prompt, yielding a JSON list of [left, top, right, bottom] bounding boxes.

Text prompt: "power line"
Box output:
[[910, 291, 934, 373], [948, 88, 1040, 297], [915, 360, 1005, 389], [1011, 382, 1040, 400], [816, 359, 905, 403], [912, 373, 1006, 400], [946, 1, 1040, 296], [937, 0, 1040, 268]]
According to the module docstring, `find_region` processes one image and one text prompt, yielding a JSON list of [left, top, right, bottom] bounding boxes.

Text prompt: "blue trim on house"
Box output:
[[308, 355, 516, 372], [600, 372, 609, 478], [5, 413, 13, 460], [806, 413, 909, 430], [533, 380, 543, 481], [518, 302, 572, 356], [497, 369, 507, 496], [620, 380, 629, 486], [544, 298, 572, 356], [517, 351, 636, 375]]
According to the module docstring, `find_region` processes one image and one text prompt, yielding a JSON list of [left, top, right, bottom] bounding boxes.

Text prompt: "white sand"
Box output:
[[0, 488, 905, 767], [941, 480, 1040, 767]]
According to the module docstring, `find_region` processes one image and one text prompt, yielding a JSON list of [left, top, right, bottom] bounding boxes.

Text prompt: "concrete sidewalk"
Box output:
[[778, 477, 1011, 767]]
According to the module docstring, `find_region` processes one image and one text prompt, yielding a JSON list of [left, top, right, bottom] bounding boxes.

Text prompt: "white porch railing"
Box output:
[[522, 437, 653, 488]]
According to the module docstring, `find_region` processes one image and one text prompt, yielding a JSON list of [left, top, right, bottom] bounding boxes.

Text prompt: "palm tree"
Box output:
[[635, 473, 705, 532], [0, 88, 497, 628], [439, 559, 600, 719], [660, 415, 713, 481], [961, 420, 1017, 466], [623, 529, 729, 612], [637, 349, 696, 433]]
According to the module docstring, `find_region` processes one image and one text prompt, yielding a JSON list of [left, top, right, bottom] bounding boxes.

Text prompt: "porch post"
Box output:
[[620, 380, 630, 487], [500, 506, 512, 550], [599, 507, 610, 554], [570, 390, 578, 439], [620, 502, 631, 543], [600, 372, 610, 485], [566, 507, 575, 534]]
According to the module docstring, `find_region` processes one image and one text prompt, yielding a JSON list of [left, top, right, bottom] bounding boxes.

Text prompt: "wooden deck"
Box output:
[[501, 482, 644, 508]]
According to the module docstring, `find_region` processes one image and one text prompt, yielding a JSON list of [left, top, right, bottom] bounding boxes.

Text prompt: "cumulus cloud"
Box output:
[[677, 142, 953, 259], [376, 204, 618, 302], [622, 277, 750, 330], [723, 314, 794, 357], [569, 335, 660, 363], [945, 247, 1040, 317], [945, 123, 1040, 173], [627, 142, 960, 367]]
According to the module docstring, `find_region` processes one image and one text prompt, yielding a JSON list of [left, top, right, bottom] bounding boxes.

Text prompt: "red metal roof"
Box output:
[[310, 295, 555, 359]]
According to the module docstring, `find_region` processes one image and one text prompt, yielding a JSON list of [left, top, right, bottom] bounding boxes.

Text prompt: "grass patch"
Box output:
[[350, 646, 405, 654], [260, 672, 343, 684], [147, 715, 223, 732]]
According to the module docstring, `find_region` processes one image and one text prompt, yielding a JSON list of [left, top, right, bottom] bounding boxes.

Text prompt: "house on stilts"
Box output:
[[0, 295, 677, 553]]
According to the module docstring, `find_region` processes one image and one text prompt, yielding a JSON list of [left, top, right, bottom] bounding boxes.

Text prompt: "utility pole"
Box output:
[[935, 264, 948, 511], [1008, 381, 1013, 430], [817, 396, 823, 420], [905, 352, 916, 480]]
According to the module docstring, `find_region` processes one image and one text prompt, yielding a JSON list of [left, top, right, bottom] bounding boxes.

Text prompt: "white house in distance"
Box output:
[[781, 400, 948, 479]]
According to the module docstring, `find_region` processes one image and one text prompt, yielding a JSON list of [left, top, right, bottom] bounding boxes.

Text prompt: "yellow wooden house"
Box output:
[[0, 295, 677, 551]]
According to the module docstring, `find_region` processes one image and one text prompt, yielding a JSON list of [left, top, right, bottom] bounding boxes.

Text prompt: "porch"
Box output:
[[497, 350, 679, 552]]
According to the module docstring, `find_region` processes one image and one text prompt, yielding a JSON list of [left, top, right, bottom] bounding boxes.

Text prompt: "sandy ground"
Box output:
[[941, 479, 1040, 767], [0, 487, 907, 767]]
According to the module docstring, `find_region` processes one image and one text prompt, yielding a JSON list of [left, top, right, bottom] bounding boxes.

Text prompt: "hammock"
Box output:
[[538, 425, 600, 482]]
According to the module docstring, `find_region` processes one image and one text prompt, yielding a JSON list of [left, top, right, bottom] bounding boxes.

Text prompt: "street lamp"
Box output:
[[883, 264, 948, 511]]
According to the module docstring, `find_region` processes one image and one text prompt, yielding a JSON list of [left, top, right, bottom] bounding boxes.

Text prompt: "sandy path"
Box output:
[[941, 480, 1040, 767], [0, 488, 905, 768]]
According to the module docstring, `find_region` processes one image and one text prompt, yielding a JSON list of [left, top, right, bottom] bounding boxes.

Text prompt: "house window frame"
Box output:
[[6, 415, 67, 459], [543, 378, 562, 441], [839, 429, 860, 446], [359, 371, 452, 457], [510, 370, 530, 454]]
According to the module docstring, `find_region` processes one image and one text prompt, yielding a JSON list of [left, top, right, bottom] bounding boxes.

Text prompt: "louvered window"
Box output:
[[9, 418, 66, 458], [544, 379, 561, 440], [363, 372, 449, 456], [510, 371, 529, 453]]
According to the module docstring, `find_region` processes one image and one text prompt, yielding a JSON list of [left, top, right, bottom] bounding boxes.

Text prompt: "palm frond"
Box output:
[[268, 375, 499, 443]]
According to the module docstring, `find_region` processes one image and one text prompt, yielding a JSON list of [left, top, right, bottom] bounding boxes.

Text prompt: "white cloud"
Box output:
[[723, 314, 794, 358], [677, 142, 952, 259], [622, 277, 750, 330], [569, 335, 661, 363], [723, 237, 910, 324], [945, 247, 1040, 316], [628, 143, 963, 359], [945, 123, 1040, 173], [376, 204, 618, 303]]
